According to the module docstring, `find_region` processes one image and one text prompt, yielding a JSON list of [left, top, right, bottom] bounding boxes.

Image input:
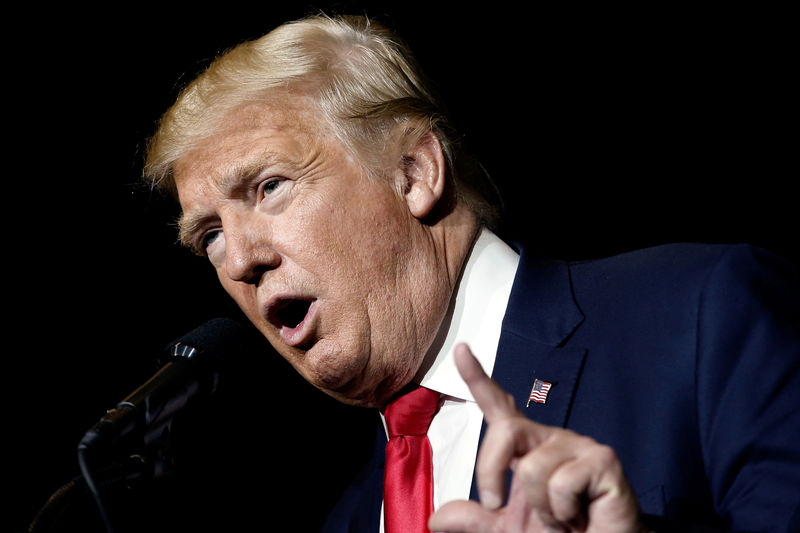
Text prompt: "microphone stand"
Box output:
[[28, 454, 151, 533], [28, 369, 194, 533], [28, 318, 253, 533]]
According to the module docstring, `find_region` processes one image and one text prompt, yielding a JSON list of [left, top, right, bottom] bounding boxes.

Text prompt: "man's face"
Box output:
[[173, 100, 452, 406]]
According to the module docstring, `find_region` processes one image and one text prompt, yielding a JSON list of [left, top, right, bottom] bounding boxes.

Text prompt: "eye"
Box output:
[[201, 229, 222, 252], [261, 176, 286, 197], [202, 229, 226, 267]]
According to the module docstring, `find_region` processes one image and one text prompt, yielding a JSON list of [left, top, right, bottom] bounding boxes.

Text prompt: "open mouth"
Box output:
[[268, 298, 317, 349], [267, 298, 314, 329], [275, 298, 313, 329], [266, 297, 318, 348]]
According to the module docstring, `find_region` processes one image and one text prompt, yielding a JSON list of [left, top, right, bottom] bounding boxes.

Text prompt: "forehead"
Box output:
[[173, 99, 324, 188]]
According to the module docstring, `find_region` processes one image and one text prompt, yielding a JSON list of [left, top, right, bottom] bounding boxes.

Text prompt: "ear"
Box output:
[[400, 131, 447, 219]]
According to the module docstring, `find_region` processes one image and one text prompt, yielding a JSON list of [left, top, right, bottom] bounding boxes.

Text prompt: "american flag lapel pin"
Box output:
[[527, 378, 553, 407]]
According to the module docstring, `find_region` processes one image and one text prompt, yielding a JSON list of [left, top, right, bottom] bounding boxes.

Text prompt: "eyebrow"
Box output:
[[177, 150, 289, 254], [177, 212, 211, 254]]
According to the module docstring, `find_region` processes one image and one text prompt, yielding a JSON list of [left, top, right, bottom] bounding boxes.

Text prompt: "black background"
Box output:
[[9, 2, 796, 532]]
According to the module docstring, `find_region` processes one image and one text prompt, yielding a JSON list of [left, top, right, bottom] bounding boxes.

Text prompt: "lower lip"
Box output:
[[280, 300, 318, 347]]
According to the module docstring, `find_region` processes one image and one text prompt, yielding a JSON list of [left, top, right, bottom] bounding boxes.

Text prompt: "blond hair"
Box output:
[[144, 14, 500, 226]]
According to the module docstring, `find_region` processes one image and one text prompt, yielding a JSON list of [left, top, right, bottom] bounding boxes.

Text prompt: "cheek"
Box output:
[[329, 196, 411, 267]]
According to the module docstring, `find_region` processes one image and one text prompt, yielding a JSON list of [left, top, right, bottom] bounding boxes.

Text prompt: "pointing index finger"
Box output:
[[454, 343, 521, 423]]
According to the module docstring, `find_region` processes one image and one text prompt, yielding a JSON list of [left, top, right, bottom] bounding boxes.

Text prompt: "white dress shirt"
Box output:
[[379, 228, 520, 531]]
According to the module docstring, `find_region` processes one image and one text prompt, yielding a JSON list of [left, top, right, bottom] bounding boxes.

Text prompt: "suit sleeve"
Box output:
[[693, 245, 800, 533]]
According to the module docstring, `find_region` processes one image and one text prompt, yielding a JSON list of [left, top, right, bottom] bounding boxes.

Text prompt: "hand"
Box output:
[[428, 344, 646, 533]]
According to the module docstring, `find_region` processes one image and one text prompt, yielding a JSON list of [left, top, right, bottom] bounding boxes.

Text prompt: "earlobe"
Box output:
[[402, 131, 446, 219]]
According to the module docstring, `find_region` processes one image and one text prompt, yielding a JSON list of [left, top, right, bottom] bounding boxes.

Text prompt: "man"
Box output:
[[144, 14, 799, 532]]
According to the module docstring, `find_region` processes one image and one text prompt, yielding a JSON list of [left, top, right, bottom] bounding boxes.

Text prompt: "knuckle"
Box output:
[[548, 469, 576, 498], [486, 415, 526, 445], [492, 415, 513, 432], [567, 431, 594, 448], [514, 453, 543, 484], [591, 443, 620, 470]]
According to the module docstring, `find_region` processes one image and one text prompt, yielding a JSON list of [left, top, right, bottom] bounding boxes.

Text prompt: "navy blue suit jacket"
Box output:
[[322, 243, 800, 532]]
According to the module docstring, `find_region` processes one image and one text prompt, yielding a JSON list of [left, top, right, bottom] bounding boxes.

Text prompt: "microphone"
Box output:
[[71, 318, 255, 533], [78, 317, 253, 457]]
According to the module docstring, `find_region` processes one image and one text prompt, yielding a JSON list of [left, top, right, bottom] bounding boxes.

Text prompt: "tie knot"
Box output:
[[385, 386, 442, 437]]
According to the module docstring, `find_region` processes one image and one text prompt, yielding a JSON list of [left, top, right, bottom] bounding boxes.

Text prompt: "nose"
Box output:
[[224, 227, 281, 285]]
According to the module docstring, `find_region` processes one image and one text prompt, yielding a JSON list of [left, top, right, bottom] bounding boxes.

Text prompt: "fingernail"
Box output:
[[479, 489, 501, 510]]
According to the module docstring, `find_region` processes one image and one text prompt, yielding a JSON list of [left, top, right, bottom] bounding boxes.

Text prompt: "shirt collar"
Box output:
[[416, 228, 520, 402]]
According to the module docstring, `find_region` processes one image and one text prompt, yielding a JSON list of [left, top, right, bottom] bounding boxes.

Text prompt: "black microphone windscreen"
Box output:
[[164, 317, 256, 369]]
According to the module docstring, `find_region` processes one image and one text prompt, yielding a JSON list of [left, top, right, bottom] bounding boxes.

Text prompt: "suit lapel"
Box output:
[[470, 247, 588, 500], [493, 331, 587, 427], [495, 247, 587, 425]]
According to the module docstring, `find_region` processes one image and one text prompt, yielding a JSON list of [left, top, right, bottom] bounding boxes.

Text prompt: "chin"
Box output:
[[321, 388, 380, 408], [288, 344, 370, 401], [311, 367, 384, 407], [327, 371, 416, 408], [286, 337, 418, 408], [307, 365, 405, 408]]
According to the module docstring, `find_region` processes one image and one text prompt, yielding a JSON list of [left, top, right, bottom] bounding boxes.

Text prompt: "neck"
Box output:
[[410, 205, 481, 381], [378, 205, 481, 408], [436, 203, 483, 292]]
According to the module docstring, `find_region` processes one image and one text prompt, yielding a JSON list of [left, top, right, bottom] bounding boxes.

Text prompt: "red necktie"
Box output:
[[383, 386, 442, 533]]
